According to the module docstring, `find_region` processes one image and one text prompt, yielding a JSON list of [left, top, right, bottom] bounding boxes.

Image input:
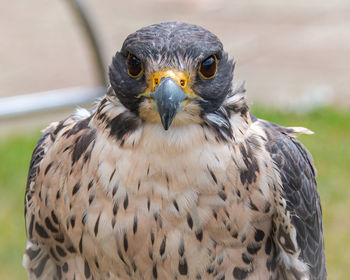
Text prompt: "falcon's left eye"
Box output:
[[198, 55, 217, 79], [127, 53, 144, 78]]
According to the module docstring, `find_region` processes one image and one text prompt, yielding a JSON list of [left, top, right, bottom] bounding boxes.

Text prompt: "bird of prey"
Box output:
[[23, 22, 326, 280]]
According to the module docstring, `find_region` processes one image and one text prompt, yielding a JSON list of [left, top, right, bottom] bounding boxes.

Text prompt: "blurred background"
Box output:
[[0, 0, 349, 278]]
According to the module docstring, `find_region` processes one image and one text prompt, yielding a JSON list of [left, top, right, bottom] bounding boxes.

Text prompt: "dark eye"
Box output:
[[198, 55, 217, 79], [127, 53, 143, 78]]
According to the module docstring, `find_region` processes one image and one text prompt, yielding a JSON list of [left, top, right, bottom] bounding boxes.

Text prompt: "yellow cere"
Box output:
[[139, 69, 202, 102]]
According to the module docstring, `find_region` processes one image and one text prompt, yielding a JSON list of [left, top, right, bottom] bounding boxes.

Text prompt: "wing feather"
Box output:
[[262, 120, 326, 280]]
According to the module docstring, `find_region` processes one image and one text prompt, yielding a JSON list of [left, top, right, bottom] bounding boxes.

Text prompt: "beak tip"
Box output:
[[160, 117, 171, 131]]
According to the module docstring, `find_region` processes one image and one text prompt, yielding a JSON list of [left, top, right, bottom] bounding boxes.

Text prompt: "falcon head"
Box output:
[[109, 22, 235, 130]]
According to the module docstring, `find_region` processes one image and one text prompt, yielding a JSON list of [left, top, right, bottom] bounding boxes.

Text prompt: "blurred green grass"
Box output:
[[0, 107, 349, 279]]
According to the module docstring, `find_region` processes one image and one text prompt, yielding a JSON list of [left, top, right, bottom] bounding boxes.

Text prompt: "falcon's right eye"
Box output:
[[127, 53, 144, 78]]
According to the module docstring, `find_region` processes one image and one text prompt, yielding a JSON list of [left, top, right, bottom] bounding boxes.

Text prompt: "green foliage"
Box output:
[[0, 131, 41, 279], [0, 107, 349, 279]]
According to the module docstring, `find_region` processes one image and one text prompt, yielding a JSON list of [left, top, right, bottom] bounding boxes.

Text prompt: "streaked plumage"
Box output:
[[24, 22, 326, 279]]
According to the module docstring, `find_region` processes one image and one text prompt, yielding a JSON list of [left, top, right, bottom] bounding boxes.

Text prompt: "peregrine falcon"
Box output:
[[23, 22, 326, 279]]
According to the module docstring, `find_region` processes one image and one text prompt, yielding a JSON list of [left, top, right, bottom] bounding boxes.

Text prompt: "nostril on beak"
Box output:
[[154, 78, 159, 86], [180, 79, 185, 87]]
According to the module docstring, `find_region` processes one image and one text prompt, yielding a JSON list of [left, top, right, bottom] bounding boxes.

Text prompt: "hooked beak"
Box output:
[[150, 77, 187, 130]]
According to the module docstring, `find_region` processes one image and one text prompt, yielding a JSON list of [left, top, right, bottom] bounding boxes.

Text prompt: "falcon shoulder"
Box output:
[[259, 119, 327, 280]]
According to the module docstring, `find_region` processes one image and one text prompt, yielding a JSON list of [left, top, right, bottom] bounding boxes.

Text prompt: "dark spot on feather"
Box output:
[[266, 257, 277, 272], [113, 202, 119, 216], [66, 245, 75, 253], [50, 248, 60, 261], [62, 262, 68, 272], [150, 231, 155, 245], [131, 260, 136, 272], [160, 235, 166, 256], [109, 169, 116, 182], [265, 236, 272, 255], [224, 208, 230, 218], [218, 190, 227, 201], [178, 239, 184, 257], [173, 200, 179, 212], [33, 254, 49, 277], [124, 193, 129, 209], [56, 245, 67, 257], [56, 189, 61, 200], [147, 197, 151, 211], [254, 228, 265, 242], [112, 185, 118, 196], [84, 259, 91, 278], [89, 194, 95, 205], [242, 253, 253, 264], [79, 235, 83, 254], [55, 234, 65, 243], [212, 210, 218, 220], [133, 215, 138, 234], [123, 233, 128, 252], [153, 264, 158, 279], [179, 258, 188, 275], [157, 215, 163, 229], [263, 202, 271, 213], [45, 217, 58, 233], [187, 213, 193, 229], [95, 258, 99, 269], [56, 268, 64, 280], [138, 179, 141, 190], [247, 242, 261, 255], [196, 273, 202, 280], [72, 129, 96, 164], [63, 146, 71, 153], [44, 162, 53, 175], [195, 229, 203, 242], [82, 212, 87, 225], [206, 264, 214, 274], [248, 199, 259, 211], [118, 248, 126, 264], [35, 222, 49, 238], [111, 217, 116, 228], [56, 265, 62, 279], [153, 212, 158, 222], [207, 166, 218, 184], [108, 111, 140, 140], [72, 182, 81, 195], [236, 189, 241, 198], [87, 180, 94, 190], [233, 267, 249, 279], [53, 120, 66, 135], [70, 215, 76, 228], [94, 214, 101, 236]]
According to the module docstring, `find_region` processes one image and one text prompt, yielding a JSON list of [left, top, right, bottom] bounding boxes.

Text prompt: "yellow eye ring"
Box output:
[[198, 54, 217, 79], [127, 53, 144, 79]]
